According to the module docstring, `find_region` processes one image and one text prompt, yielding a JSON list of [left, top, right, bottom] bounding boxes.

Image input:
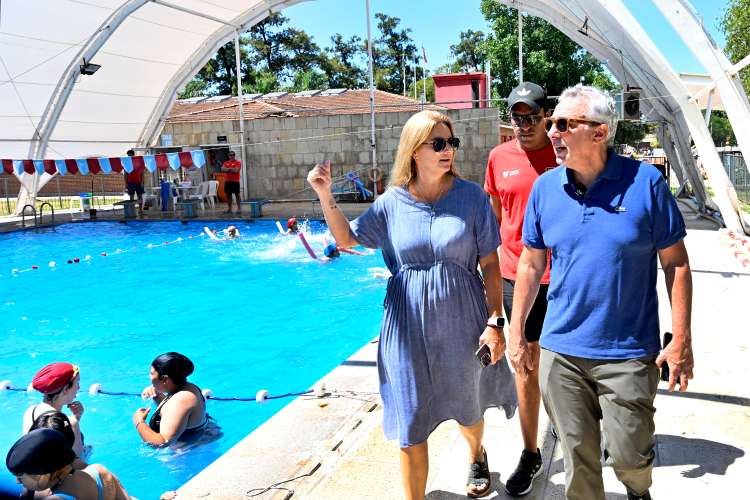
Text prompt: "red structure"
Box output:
[[433, 72, 488, 109]]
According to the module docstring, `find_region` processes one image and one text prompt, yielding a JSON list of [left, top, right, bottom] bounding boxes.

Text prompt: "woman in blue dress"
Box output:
[[307, 110, 517, 498]]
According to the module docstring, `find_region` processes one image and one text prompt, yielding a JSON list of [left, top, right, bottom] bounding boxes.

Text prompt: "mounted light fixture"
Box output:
[[79, 58, 101, 76]]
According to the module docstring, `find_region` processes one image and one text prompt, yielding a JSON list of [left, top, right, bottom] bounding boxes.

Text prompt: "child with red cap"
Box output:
[[22, 362, 87, 460]]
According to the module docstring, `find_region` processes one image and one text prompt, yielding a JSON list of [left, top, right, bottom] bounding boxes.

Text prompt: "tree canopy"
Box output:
[[721, 0, 750, 94], [479, 0, 616, 107]]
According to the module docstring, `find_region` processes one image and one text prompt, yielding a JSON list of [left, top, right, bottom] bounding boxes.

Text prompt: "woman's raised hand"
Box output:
[[141, 385, 161, 400], [307, 159, 332, 194]]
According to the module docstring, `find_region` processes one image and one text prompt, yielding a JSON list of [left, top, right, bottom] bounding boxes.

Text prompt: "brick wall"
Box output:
[[161, 107, 505, 200]]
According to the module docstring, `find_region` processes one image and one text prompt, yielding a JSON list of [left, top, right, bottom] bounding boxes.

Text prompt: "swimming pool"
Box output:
[[0, 220, 385, 499]]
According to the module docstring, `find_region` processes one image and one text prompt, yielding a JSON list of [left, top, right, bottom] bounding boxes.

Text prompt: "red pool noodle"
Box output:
[[298, 233, 317, 259]]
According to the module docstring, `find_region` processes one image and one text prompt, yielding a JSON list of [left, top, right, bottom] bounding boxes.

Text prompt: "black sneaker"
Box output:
[[504, 448, 543, 496], [627, 490, 652, 500]]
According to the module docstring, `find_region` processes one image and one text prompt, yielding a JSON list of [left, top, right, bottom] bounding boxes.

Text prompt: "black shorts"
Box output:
[[224, 181, 240, 195], [503, 278, 548, 343], [127, 183, 144, 196]]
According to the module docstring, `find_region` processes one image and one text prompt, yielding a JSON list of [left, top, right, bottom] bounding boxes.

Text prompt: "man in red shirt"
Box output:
[[125, 149, 144, 211], [221, 150, 242, 214], [484, 82, 557, 497]]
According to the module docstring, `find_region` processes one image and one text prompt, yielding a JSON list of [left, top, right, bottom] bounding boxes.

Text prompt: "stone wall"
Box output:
[[161, 107, 505, 200]]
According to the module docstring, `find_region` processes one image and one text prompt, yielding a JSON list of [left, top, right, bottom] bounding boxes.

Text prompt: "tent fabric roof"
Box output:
[[165, 89, 432, 123], [0, 0, 306, 160]]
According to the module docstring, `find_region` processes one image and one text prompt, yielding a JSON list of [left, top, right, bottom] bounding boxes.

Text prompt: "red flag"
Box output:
[[422, 46, 428, 65]]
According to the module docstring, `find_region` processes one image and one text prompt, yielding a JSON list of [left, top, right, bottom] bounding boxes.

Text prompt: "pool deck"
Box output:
[[0, 201, 371, 233], [171, 203, 750, 499]]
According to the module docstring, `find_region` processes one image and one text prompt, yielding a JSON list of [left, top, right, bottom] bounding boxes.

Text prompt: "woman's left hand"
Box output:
[[133, 407, 151, 427], [479, 326, 506, 365]]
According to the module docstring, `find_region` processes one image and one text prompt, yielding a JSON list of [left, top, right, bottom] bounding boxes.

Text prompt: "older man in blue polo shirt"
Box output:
[[509, 85, 694, 500]]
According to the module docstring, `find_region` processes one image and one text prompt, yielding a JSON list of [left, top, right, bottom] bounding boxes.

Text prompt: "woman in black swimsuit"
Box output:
[[132, 352, 208, 446]]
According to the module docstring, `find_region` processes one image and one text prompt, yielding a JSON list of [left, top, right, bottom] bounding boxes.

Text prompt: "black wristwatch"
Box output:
[[486, 316, 505, 329]]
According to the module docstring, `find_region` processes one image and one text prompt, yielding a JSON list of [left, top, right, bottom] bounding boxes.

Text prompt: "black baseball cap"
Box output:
[[6, 428, 75, 475], [507, 82, 547, 113]]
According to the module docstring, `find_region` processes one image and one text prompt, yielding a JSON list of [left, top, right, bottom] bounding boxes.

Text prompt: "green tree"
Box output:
[[320, 34, 366, 88], [720, 0, 750, 93], [407, 76, 435, 102], [479, 1, 615, 108], [614, 121, 653, 146], [373, 13, 417, 94], [709, 111, 737, 146], [450, 30, 487, 72]]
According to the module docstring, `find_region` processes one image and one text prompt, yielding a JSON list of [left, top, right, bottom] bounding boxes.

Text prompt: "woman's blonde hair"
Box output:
[[388, 110, 460, 187]]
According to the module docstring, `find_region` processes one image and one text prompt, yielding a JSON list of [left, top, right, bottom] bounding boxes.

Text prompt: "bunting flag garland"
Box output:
[[0, 150, 207, 176]]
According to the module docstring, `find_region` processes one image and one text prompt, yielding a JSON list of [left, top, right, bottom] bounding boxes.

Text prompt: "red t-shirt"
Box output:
[[484, 139, 557, 283], [125, 167, 143, 184], [222, 159, 241, 182]]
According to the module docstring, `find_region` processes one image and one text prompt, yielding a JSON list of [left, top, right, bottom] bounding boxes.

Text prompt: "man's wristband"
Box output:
[[135, 421, 146, 430]]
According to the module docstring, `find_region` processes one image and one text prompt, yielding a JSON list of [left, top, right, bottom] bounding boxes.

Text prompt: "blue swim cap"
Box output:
[[323, 243, 338, 258]]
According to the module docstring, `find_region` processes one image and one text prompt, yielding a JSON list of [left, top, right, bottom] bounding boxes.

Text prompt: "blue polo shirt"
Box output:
[[522, 152, 686, 359]]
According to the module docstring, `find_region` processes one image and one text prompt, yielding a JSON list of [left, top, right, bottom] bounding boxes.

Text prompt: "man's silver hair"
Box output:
[[558, 84, 618, 141]]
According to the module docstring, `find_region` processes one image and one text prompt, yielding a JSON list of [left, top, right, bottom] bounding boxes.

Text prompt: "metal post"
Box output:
[[234, 30, 248, 200], [3, 178, 9, 214], [402, 60, 406, 96], [704, 89, 714, 127], [56, 175, 62, 208], [413, 62, 417, 100], [518, 5, 523, 84], [422, 66, 426, 106], [366, 0, 378, 199], [486, 60, 492, 107]]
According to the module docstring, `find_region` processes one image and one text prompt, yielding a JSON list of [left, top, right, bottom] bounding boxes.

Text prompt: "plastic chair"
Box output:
[[206, 180, 219, 210], [187, 182, 207, 211]]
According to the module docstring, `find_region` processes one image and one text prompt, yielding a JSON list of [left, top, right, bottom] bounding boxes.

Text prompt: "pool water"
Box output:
[[0, 220, 385, 499]]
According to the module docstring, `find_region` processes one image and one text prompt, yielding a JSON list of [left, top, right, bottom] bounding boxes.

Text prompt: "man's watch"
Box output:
[[487, 316, 505, 329]]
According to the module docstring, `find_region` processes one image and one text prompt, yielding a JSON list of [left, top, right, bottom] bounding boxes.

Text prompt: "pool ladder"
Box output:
[[20, 203, 55, 228]]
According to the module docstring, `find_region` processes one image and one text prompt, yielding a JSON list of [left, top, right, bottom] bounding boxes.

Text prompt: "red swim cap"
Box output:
[[31, 362, 79, 394], [286, 217, 298, 228]]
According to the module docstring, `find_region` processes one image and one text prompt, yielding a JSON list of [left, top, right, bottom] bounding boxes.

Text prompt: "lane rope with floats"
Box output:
[[0, 379, 328, 405]]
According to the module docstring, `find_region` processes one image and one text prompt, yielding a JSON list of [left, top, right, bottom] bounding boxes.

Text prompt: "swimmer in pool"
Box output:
[[133, 352, 209, 446]]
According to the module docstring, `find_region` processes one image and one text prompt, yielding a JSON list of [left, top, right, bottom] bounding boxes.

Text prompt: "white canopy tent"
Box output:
[[1, 0, 749, 230]]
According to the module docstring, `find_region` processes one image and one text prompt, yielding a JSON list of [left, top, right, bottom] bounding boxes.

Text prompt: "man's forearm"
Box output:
[[512, 250, 546, 329], [664, 263, 693, 344]]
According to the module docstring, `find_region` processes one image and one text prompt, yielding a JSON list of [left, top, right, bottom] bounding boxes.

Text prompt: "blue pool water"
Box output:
[[0, 220, 385, 499]]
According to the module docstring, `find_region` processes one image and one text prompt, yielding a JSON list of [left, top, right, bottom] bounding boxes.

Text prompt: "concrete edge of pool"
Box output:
[[175, 337, 381, 499]]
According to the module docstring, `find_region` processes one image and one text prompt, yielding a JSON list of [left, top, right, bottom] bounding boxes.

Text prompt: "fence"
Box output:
[[721, 153, 749, 205]]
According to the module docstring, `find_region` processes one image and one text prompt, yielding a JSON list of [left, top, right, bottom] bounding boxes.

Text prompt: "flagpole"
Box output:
[[365, 0, 378, 199]]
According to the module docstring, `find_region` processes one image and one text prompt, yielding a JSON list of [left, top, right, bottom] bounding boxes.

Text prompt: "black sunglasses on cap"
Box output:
[[423, 137, 460, 152], [544, 117, 602, 133]]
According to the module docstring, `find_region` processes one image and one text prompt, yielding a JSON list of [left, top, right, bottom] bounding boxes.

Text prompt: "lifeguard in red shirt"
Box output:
[[125, 149, 145, 211], [484, 82, 556, 496], [221, 150, 242, 214]]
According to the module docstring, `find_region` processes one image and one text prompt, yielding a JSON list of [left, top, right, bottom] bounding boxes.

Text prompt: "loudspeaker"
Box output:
[[622, 91, 640, 120]]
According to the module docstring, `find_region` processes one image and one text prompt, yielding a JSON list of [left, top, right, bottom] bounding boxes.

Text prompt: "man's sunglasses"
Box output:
[[510, 114, 544, 128], [423, 137, 460, 152], [544, 117, 602, 133]]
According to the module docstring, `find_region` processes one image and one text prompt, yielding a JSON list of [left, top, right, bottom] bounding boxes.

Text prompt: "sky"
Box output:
[[282, 0, 730, 76]]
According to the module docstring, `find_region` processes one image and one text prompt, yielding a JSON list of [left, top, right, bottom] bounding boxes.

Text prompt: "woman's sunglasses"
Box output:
[[544, 117, 602, 133], [423, 137, 461, 152]]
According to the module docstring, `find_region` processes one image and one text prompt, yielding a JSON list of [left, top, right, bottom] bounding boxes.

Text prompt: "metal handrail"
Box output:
[[38, 202, 55, 226], [20, 204, 37, 228]]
